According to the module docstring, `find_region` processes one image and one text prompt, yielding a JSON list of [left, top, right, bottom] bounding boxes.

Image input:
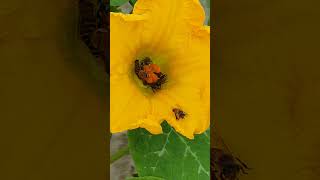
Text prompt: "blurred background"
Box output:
[[213, 0, 320, 179], [0, 0, 108, 179]]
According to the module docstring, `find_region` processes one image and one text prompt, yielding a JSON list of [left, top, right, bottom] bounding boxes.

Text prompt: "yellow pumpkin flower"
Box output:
[[110, 0, 210, 139]]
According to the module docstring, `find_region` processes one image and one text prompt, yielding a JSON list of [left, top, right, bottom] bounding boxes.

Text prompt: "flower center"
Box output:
[[134, 57, 167, 92]]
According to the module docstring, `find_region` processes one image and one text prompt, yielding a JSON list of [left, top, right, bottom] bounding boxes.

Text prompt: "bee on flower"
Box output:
[[110, 0, 210, 139]]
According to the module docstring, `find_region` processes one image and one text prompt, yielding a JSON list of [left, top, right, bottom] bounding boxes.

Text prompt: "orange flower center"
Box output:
[[134, 57, 167, 92], [138, 64, 161, 84]]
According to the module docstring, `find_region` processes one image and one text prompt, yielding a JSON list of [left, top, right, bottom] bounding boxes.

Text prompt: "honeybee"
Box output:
[[135, 60, 148, 84], [134, 58, 152, 77], [212, 130, 250, 180], [134, 60, 142, 75], [172, 108, 187, 120], [141, 57, 152, 66], [150, 72, 167, 92]]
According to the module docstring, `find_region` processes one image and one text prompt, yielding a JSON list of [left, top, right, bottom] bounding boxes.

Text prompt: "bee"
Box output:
[[135, 60, 142, 75], [172, 108, 187, 120], [134, 58, 152, 76], [150, 72, 167, 92], [212, 130, 250, 180], [155, 72, 167, 81], [212, 148, 250, 180], [141, 57, 152, 66]]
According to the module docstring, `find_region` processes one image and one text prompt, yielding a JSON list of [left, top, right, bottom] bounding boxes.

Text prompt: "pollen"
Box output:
[[149, 64, 161, 73], [135, 57, 167, 91]]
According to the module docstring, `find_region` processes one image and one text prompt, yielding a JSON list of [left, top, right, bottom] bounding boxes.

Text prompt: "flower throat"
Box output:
[[134, 57, 167, 92]]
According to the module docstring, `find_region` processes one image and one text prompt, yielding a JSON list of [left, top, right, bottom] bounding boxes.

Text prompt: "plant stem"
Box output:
[[110, 145, 130, 164]]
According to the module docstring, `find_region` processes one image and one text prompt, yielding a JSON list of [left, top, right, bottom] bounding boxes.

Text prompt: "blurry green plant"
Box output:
[[110, 0, 129, 6], [110, 6, 121, 12]]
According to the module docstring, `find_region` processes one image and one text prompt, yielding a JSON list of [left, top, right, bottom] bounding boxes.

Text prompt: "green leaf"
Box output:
[[110, 6, 121, 12], [129, 0, 137, 6], [126, 176, 164, 180], [110, 0, 129, 6], [128, 122, 210, 180]]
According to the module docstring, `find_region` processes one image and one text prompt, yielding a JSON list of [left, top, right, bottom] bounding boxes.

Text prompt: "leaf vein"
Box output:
[[174, 131, 210, 177]]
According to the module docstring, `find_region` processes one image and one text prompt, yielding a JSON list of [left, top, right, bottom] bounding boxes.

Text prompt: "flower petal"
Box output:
[[110, 13, 163, 134], [110, 75, 163, 134], [161, 26, 210, 138], [110, 13, 146, 76], [132, 0, 206, 53], [162, 87, 205, 139]]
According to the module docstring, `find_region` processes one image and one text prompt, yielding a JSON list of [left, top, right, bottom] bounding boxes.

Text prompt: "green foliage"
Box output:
[[110, 0, 129, 6], [126, 176, 164, 180], [129, 0, 137, 6], [110, 6, 121, 12], [128, 122, 210, 180]]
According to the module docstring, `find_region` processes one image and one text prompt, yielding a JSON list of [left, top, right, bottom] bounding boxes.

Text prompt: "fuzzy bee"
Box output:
[[172, 108, 187, 120], [134, 58, 152, 76], [212, 130, 250, 180], [135, 60, 142, 75], [150, 72, 167, 92], [212, 148, 250, 180], [141, 57, 152, 66]]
